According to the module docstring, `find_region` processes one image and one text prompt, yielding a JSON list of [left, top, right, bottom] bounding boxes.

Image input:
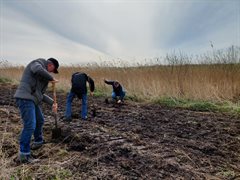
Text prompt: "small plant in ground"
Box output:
[[216, 169, 236, 179]]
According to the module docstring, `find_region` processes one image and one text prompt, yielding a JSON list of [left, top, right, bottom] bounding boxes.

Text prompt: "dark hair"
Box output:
[[114, 81, 119, 87]]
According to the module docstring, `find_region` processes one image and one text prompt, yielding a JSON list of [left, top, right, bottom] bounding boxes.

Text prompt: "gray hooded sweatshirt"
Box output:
[[14, 58, 54, 105]]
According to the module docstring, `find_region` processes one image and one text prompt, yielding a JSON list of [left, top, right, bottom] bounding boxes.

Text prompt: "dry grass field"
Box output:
[[1, 53, 240, 103]]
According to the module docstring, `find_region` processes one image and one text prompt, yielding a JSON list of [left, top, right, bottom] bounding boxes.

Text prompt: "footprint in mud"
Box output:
[[68, 142, 86, 152], [66, 134, 96, 152]]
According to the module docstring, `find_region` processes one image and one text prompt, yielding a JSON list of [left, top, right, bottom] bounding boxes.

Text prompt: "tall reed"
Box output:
[[1, 46, 239, 102]]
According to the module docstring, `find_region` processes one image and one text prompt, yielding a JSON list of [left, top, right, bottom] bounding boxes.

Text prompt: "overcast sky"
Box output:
[[0, 0, 239, 65]]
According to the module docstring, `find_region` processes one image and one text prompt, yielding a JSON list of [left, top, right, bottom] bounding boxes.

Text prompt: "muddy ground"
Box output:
[[0, 83, 240, 179]]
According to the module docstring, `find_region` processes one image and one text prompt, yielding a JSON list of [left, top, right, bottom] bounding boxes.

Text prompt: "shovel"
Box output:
[[51, 82, 62, 139]]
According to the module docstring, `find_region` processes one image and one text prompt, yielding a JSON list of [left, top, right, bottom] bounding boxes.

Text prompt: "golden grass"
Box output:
[[1, 63, 240, 102], [1, 46, 239, 102]]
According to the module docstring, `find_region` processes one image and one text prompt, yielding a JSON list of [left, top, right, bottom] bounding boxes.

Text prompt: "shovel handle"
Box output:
[[52, 82, 57, 104], [52, 82, 58, 128]]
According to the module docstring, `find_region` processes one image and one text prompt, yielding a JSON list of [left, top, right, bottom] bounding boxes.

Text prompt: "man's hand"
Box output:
[[50, 79, 59, 83], [117, 100, 122, 104], [52, 103, 58, 113]]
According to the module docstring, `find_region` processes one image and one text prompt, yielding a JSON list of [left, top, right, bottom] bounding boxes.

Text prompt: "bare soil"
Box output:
[[0, 83, 240, 179]]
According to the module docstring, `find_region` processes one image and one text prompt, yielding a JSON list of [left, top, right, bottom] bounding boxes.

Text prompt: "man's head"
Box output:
[[47, 58, 59, 74], [114, 81, 119, 88]]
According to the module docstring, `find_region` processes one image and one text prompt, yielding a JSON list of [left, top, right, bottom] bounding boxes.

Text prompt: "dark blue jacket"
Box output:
[[104, 80, 123, 96], [71, 72, 94, 98]]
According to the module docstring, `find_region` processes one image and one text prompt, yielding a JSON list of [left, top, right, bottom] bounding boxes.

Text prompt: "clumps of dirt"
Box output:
[[66, 133, 96, 152]]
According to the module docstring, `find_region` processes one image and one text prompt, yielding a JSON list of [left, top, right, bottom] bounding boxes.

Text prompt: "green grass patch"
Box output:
[[216, 168, 236, 179], [125, 94, 144, 102], [187, 101, 218, 111], [90, 88, 106, 97], [0, 76, 12, 83], [154, 97, 240, 115], [154, 97, 189, 107]]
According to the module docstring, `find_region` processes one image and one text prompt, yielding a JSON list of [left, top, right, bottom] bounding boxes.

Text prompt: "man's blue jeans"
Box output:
[[112, 90, 126, 101], [65, 92, 87, 119], [16, 98, 44, 155]]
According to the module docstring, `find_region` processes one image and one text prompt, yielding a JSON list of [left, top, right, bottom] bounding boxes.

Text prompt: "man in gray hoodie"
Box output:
[[14, 58, 59, 163]]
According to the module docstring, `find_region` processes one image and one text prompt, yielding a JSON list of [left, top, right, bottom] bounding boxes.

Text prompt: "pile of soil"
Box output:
[[0, 83, 240, 179]]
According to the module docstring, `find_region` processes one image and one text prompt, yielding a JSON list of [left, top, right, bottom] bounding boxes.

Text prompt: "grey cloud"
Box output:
[[152, 1, 239, 50], [1, 0, 239, 64], [3, 1, 112, 54]]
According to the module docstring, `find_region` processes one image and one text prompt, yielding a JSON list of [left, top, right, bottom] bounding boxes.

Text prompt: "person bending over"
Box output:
[[64, 72, 94, 121], [104, 79, 126, 103]]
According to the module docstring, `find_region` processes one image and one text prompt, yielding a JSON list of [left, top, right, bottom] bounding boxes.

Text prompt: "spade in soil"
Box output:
[[51, 82, 62, 139]]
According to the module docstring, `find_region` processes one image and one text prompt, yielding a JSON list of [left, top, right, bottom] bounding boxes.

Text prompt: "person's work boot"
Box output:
[[31, 141, 44, 150], [19, 154, 40, 164], [82, 116, 88, 121], [63, 117, 72, 122]]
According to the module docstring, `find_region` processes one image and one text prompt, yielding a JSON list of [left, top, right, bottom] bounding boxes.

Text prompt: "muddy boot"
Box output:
[[81, 116, 88, 121], [19, 154, 40, 164], [63, 117, 72, 123], [31, 141, 44, 150]]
